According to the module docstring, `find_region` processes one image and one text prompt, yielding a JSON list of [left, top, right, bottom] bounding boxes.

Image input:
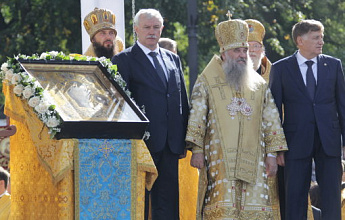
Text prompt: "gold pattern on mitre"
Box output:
[[83, 7, 117, 41], [245, 19, 265, 45], [215, 16, 249, 53]]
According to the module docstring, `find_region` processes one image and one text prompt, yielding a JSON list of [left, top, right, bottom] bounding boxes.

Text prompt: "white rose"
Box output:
[[40, 53, 48, 59], [23, 86, 34, 99], [24, 75, 35, 84], [4, 69, 14, 81], [11, 73, 22, 85], [49, 51, 58, 57], [13, 84, 24, 96], [28, 96, 41, 107], [46, 117, 60, 128], [1, 63, 8, 72], [98, 57, 107, 62], [34, 102, 50, 114]]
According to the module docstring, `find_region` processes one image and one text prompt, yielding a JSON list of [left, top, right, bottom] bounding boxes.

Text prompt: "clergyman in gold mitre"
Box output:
[[83, 7, 124, 58], [245, 19, 271, 81], [187, 12, 288, 220], [215, 14, 249, 53]]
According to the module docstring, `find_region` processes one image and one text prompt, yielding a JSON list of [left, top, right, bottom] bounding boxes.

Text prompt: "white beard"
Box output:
[[249, 51, 265, 71], [222, 53, 264, 91]]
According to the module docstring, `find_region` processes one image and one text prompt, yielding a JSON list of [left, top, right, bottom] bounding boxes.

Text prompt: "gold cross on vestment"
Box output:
[[211, 76, 228, 100]]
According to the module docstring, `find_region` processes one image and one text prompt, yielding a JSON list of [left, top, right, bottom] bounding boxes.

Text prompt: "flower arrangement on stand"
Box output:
[[0, 51, 129, 138]]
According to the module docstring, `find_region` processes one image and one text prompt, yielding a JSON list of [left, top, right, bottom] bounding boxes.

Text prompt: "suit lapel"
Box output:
[[161, 50, 180, 92], [132, 44, 166, 90], [287, 53, 311, 100], [161, 50, 175, 81], [315, 55, 327, 99]]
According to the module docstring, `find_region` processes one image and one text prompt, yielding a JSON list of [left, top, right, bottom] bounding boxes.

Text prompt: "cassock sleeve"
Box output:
[[185, 76, 209, 154], [262, 87, 288, 154]]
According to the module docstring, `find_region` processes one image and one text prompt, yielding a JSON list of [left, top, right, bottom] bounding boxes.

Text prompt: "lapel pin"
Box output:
[[324, 63, 327, 66]]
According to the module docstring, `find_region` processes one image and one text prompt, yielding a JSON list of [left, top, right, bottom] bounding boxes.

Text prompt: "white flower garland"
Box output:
[[0, 51, 129, 138]]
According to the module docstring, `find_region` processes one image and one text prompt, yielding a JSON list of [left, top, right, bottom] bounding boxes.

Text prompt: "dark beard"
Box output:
[[93, 41, 114, 59]]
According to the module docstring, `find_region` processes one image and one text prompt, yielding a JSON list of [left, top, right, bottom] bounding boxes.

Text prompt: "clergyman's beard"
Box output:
[[222, 55, 251, 91], [249, 51, 265, 71], [93, 41, 114, 59]]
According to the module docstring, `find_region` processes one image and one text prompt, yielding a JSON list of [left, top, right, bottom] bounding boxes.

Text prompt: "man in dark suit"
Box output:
[[270, 19, 345, 220], [111, 9, 189, 220]]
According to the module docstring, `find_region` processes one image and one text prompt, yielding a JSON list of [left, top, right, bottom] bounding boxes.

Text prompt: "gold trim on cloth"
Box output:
[[260, 56, 272, 82], [131, 139, 158, 220]]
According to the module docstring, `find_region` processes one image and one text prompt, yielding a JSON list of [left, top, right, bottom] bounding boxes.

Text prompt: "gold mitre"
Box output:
[[245, 19, 265, 45], [83, 7, 117, 41], [215, 13, 249, 53]]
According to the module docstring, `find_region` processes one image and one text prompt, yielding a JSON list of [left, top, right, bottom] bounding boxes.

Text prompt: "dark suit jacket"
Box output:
[[111, 43, 189, 154], [269, 52, 345, 159]]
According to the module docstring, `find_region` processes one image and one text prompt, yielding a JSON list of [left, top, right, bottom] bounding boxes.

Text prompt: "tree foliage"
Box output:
[[0, 0, 81, 64], [196, 0, 345, 70], [0, 0, 344, 101]]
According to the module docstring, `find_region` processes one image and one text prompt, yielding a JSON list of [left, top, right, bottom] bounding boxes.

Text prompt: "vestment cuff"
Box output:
[[267, 152, 277, 158], [192, 147, 204, 154]]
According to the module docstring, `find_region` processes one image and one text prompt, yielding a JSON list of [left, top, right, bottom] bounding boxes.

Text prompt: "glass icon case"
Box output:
[[19, 59, 149, 139]]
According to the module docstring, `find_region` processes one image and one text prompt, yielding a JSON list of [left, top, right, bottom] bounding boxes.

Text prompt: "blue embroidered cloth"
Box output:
[[75, 139, 132, 219]]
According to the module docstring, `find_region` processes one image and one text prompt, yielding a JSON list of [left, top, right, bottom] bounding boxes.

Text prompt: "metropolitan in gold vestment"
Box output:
[[186, 18, 288, 220]]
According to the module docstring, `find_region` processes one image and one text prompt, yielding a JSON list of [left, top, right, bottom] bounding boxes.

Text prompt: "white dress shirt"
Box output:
[[136, 41, 168, 80], [296, 51, 318, 85]]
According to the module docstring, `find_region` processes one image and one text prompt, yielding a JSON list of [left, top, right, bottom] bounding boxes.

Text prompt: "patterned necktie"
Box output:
[[305, 60, 316, 99], [148, 52, 167, 87]]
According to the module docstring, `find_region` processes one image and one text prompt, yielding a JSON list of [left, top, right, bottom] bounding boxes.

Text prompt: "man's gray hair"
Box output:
[[133, 9, 164, 27]]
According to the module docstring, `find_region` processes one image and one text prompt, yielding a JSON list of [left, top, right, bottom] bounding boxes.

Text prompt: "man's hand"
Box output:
[[265, 156, 278, 177], [190, 153, 204, 169], [277, 151, 285, 167]]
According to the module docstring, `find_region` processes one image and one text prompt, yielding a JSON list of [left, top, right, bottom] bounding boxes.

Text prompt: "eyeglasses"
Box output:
[[249, 44, 263, 51]]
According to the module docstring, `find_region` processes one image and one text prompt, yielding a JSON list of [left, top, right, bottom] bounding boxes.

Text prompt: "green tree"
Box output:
[[0, 0, 81, 104], [311, 0, 345, 62], [0, 0, 81, 64], [196, 0, 345, 69], [1, 0, 344, 102]]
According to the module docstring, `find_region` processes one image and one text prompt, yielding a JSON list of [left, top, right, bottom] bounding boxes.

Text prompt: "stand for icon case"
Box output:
[[6, 59, 156, 219]]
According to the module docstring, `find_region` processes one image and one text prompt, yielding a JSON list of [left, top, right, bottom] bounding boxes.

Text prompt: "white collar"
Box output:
[[136, 41, 160, 55], [296, 51, 318, 66]]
